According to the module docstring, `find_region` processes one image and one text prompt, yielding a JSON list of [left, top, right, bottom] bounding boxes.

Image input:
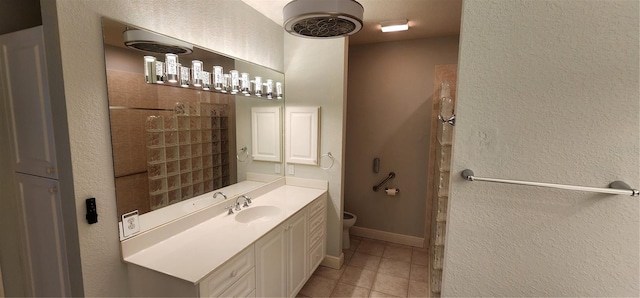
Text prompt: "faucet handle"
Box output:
[[242, 195, 252, 205], [242, 201, 250, 208], [225, 205, 234, 215]]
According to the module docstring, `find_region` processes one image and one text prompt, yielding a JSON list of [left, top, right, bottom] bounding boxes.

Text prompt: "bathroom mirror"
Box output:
[[101, 18, 284, 238]]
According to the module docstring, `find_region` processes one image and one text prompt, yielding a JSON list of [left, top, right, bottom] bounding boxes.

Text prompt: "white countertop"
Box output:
[[123, 185, 326, 284]]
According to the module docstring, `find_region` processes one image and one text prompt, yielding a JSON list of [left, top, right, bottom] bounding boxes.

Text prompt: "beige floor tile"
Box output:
[[411, 250, 428, 266], [407, 280, 428, 297], [382, 245, 412, 263], [369, 290, 400, 297], [412, 246, 428, 253], [344, 249, 355, 264], [331, 282, 371, 297], [372, 272, 409, 297], [349, 238, 362, 251], [314, 265, 346, 281], [378, 259, 411, 280], [339, 266, 377, 289], [349, 252, 382, 271], [357, 239, 386, 256], [409, 264, 428, 282], [299, 275, 337, 297]]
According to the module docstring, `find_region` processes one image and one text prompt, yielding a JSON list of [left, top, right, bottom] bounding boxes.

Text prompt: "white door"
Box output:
[[255, 224, 287, 297], [14, 173, 70, 297], [287, 211, 308, 297], [0, 26, 57, 179]]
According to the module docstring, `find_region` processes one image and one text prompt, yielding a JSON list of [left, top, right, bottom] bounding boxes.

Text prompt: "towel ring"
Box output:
[[320, 152, 335, 170], [236, 147, 249, 162]]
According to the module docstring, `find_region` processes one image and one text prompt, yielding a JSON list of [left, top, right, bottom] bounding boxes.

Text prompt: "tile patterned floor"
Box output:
[[298, 236, 430, 297]]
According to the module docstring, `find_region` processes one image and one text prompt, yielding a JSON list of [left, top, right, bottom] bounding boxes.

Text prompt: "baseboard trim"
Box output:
[[321, 253, 343, 269], [350, 226, 424, 248]]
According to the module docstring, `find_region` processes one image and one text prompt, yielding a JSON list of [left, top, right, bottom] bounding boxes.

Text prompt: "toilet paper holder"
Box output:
[[385, 187, 400, 193]]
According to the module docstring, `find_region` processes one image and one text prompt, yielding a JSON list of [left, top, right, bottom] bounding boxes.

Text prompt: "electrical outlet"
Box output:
[[275, 164, 281, 174], [122, 210, 140, 238], [288, 164, 295, 175]]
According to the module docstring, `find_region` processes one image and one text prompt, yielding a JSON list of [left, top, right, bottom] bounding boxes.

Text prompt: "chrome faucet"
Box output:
[[234, 195, 252, 211], [213, 191, 227, 200], [214, 192, 234, 215]]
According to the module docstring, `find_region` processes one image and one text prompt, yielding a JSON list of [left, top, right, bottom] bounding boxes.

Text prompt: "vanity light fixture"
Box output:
[[265, 79, 274, 99], [254, 76, 263, 97], [230, 70, 239, 94], [213, 66, 224, 90], [202, 71, 211, 90], [276, 82, 283, 99], [155, 61, 165, 84], [191, 60, 203, 87], [381, 20, 409, 32], [221, 74, 230, 93], [438, 81, 455, 126], [165, 53, 179, 83], [179, 65, 190, 88], [144, 56, 157, 84], [240, 72, 250, 95]]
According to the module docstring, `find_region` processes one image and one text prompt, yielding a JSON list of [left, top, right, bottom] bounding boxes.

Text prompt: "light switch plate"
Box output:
[[288, 164, 295, 175], [122, 210, 140, 238], [275, 164, 281, 174]]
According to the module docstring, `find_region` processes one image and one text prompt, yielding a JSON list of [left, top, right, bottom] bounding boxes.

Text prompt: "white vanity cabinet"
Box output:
[[255, 209, 307, 297], [123, 185, 328, 298]]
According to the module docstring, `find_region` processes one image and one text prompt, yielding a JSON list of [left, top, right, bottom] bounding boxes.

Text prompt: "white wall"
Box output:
[[40, 1, 283, 296], [443, 0, 639, 296], [346, 37, 459, 239], [284, 34, 348, 258]]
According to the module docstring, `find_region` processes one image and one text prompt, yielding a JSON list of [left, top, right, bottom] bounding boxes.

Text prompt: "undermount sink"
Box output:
[[235, 206, 282, 223]]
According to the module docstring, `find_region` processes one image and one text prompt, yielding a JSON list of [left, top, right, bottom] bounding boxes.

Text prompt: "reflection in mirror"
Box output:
[[101, 18, 284, 239]]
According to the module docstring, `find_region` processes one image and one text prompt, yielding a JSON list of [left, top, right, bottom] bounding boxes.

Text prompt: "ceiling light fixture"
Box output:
[[381, 20, 409, 33]]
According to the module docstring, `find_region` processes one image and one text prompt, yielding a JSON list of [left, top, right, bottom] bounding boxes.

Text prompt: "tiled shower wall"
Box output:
[[107, 69, 235, 218]]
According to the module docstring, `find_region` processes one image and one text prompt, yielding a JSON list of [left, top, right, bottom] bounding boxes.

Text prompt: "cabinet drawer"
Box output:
[[218, 268, 255, 298], [307, 197, 326, 219], [307, 212, 325, 236], [199, 246, 255, 297], [308, 242, 324, 275], [308, 224, 325, 249]]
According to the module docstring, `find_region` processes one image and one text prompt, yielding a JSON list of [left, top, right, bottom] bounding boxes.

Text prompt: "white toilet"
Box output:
[[342, 211, 357, 249]]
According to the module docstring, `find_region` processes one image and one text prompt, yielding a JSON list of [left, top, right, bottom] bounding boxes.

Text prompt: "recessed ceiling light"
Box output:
[[381, 20, 409, 33]]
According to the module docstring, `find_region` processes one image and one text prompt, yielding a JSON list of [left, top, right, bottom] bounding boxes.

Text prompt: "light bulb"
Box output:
[[155, 61, 165, 84], [180, 66, 190, 88], [213, 66, 223, 90], [221, 74, 230, 93], [230, 70, 239, 94], [165, 53, 178, 83], [144, 56, 157, 84], [202, 71, 211, 90], [191, 60, 203, 87], [276, 82, 283, 99], [254, 76, 262, 97], [240, 73, 250, 94], [265, 79, 273, 99]]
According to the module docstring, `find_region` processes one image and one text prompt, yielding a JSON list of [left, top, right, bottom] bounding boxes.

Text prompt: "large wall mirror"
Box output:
[[101, 18, 284, 239]]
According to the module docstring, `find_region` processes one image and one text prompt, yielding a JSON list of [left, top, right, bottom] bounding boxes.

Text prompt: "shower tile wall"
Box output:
[[107, 69, 233, 218]]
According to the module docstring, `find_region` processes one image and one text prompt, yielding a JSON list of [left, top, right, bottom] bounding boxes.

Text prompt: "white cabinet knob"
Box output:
[[48, 187, 58, 194], [230, 270, 237, 277], [46, 167, 56, 174]]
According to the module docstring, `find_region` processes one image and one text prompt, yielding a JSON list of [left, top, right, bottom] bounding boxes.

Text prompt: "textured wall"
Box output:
[[41, 1, 283, 296], [346, 37, 459, 238], [443, 0, 639, 296], [284, 34, 347, 258]]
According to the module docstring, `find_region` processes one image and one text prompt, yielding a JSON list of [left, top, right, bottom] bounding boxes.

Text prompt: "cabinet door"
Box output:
[[255, 224, 287, 297], [15, 173, 70, 297], [0, 26, 57, 178], [287, 211, 308, 297]]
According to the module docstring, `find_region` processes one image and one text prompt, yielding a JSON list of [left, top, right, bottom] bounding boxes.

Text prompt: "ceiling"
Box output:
[[241, 0, 462, 45]]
